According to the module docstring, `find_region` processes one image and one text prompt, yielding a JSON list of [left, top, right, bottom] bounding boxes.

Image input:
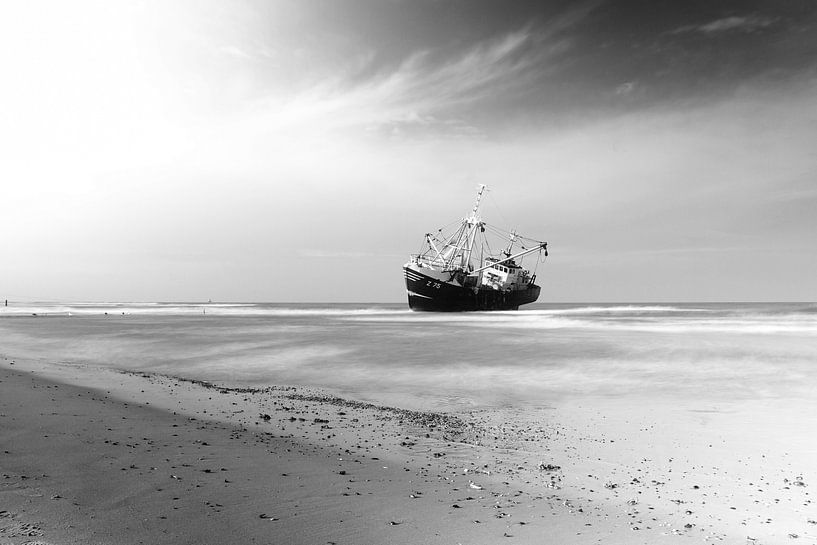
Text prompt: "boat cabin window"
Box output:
[[491, 263, 520, 274]]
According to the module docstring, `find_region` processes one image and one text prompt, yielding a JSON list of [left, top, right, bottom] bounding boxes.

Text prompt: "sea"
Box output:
[[1, 302, 816, 410]]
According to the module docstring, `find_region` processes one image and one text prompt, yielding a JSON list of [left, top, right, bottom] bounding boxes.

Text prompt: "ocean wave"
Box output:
[[509, 319, 817, 335], [191, 307, 410, 317], [341, 305, 711, 324], [347, 311, 817, 335], [519, 305, 712, 315], [0, 303, 408, 318]]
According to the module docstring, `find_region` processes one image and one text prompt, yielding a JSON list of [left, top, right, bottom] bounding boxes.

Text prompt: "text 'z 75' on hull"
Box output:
[[403, 185, 548, 312]]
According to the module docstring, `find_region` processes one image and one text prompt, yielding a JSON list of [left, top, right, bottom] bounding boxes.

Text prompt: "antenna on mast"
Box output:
[[504, 229, 518, 257], [468, 184, 487, 224]]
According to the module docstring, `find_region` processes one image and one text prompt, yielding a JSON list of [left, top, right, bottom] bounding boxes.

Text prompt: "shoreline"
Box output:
[[0, 358, 594, 545], [2, 356, 815, 544]]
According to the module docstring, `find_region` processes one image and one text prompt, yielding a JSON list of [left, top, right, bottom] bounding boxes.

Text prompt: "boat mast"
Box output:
[[469, 184, 487, 223], [425, 233, 444, 265], [460, 184, 486, 269], [504, 230, 518, 257]]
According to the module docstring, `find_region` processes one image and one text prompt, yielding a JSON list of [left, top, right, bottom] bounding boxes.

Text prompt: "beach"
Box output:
[[0, 358, 599, 545], [4, 0, 816, 541], [2, 304, 816, 544]]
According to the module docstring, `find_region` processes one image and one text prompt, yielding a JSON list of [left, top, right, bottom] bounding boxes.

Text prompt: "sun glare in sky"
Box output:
[[1, 1, 815, 302]]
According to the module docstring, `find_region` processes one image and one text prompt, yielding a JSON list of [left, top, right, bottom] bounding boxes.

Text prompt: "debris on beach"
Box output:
[[9, 353, 813, 545], [785, 476, 806, 487]]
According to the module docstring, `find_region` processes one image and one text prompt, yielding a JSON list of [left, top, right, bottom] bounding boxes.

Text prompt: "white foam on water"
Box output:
[[346, 309, 817, 335], [214, 307, 409, 317], [502, 317, 817, 334], [2, 301, 816, 406], [169, 345, 357, 378], [518, 305, 711, 315]]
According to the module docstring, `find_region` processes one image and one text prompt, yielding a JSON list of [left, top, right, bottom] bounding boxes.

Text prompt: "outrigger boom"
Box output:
[[470, 242, 548, 274]]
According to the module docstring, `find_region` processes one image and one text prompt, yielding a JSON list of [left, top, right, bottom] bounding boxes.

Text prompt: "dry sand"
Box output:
[[1, 355, 815, 544]]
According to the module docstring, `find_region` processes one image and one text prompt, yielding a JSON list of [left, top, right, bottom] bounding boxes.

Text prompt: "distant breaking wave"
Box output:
[[343, 304, 817, 335], [2, 303, 816, 336], [0, 302, 408, 317], [522, 305, 710, 314]]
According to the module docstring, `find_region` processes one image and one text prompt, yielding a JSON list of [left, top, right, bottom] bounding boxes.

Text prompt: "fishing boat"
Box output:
[[403, 185, 548, 311]]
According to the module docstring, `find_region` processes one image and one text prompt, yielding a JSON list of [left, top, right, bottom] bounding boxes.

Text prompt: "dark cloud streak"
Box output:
[[507, 1, 817, 124], [238, 1, 814, 137]]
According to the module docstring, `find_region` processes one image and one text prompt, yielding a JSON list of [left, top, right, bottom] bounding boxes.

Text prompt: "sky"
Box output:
[[1, 0, 815, 303]]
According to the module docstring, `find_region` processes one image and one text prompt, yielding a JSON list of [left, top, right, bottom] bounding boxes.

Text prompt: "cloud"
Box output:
[[615, 81, 637, 96], [250, 28, 546, 138], [218, 45, 254, 60], [298, 250, 400, 259], [2, 1, 813, 302], [673, 15, 775, 35]]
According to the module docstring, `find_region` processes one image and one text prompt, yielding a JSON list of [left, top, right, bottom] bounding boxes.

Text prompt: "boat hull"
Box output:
[[404, 265, 540, 312]]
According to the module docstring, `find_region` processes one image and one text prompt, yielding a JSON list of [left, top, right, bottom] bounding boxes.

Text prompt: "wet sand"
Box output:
[[1, 355, 815, 544]]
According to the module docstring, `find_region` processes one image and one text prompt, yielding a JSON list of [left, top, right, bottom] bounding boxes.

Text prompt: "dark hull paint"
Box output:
[[404, 266, 541, 312]]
